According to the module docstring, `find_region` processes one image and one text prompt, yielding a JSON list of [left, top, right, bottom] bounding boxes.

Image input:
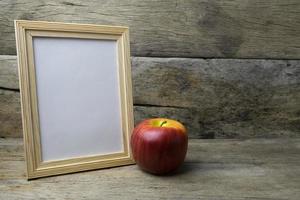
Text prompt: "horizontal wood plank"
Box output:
[[0, 0, 299, 58], [1, 55, 300, 138], [0, 138, 299, 199], [0, 89, 22, 137], [133, 57, 300, 138], [0, 55, 19, 90]]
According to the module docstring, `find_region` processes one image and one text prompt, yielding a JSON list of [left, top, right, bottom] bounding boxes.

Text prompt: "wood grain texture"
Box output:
[[0, 89, 22, 137], [133, 57, 300, 138], [1, 55, 300, 138], [0, 55, 19, 90], [0, 0, 300, 58], [0, 138, 299, 199], [0, 56, 20, 136]]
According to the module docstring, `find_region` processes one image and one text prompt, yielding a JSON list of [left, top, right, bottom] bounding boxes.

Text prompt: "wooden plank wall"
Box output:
[[0, 1, 299, 138], [1, 56, 299, 138], [1, 0, 299, 58]]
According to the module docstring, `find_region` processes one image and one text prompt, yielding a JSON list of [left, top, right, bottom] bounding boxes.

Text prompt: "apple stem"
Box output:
[[160, 121, 167, 127]]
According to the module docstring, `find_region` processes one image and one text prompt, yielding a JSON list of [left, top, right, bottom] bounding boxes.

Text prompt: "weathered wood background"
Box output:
[[0, 1, 299, 138], [1, 0, 300, 58], [1, 138, 300, 199], [1, 56, 299, 138]]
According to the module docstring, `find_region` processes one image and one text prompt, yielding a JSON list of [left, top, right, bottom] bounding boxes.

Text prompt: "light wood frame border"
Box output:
[[14, 20, 134, 179]]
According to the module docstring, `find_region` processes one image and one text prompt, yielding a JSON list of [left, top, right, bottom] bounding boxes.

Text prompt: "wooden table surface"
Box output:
[[1, 138, 299, 200]]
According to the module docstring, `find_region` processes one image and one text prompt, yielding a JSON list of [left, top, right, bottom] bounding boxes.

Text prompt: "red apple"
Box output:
[[131, 118, 188, 175]]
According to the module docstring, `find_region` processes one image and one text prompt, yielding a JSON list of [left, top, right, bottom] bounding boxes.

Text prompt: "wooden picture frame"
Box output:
[[15, 20, 134, 179]]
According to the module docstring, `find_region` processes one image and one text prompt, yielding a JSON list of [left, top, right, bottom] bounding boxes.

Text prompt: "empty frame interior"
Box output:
[[15, 20, 134, 179], [34, 37, 123, 162]]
